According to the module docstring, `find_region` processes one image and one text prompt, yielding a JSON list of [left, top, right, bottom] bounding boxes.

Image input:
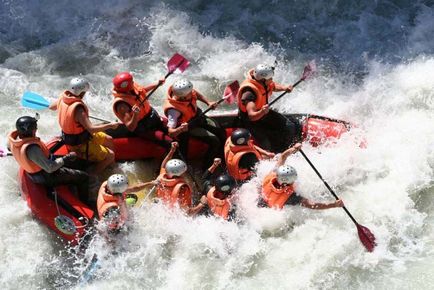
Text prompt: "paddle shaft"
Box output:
[[268, 78, 303, 107], [176, 150, 201, 190], [190, 97, 226, 122], [138, 58, 187, 107], [23, 94, 111, 123], [299, 149, 359, 226]]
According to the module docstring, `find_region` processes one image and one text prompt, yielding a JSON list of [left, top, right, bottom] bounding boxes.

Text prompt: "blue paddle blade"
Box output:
[[21, 91, 50, 109]]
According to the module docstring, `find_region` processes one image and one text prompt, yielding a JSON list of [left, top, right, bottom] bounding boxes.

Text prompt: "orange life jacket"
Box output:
[[112, 82, 152, 128], [7, 130, 49, 174], [96, 181, 128, 230], [237, 69, 275, 113], [163, 87, 198, 124], [156, 168, 192, 208], [262, 172, 295, 209], [57, 91, 91, 145], [206, 187, 231, 220], [224, 137, 262, 181]]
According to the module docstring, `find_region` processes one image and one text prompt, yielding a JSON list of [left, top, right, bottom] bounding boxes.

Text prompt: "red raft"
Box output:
[[18, 113, 353, 245]]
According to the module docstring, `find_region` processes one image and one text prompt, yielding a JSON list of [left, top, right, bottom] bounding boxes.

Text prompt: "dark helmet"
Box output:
[[16, 116, 38, 136], [230, 128, 251, 145], [215, 174, 236, 194]]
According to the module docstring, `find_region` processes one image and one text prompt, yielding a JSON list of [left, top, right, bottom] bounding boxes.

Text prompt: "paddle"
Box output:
[[77, 253, 99, 285], [268, 60, 317, 107], [138, 53, 190, 107], [189, 80, 239, 123], [299, 149, 376, 252], [0, 148, 12, 157], [21, 91, 111, 123]]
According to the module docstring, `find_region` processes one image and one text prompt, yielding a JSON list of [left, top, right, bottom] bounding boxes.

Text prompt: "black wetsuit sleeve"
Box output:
[[201, 170, 214, 194], [285, 192, 303, 206]]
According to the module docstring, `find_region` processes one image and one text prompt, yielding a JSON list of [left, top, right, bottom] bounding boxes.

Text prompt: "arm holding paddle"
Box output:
[[300, 198, 344, 210], [276, 143, 302, 166], [75, 107, 119, 134], [142, 77, 165, 92], [196, 91, 218, 110]]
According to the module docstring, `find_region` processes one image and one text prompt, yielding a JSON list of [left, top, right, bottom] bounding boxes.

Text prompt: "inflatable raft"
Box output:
[[18, 113, 353, 245]]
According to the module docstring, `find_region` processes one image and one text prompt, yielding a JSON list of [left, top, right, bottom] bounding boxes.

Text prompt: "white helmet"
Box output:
[[70, 77, 90, 96], [107, 174, 129, 194], [165, 159, 187, 177], [253, 64, 275, 80], [172, 79, 193, 97], [276, 165, 297, 185]]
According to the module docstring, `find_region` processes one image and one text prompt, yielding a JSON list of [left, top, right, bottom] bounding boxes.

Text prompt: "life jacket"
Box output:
[[237, 69, 275, 113], [7, 130, 50, 174], [57, 91, 91, 145], [156, 168, 192, 208], [112, 82, 152, 129], [224, 137, 262, 181], [163, 87, 198, 125], [261, 172, 295, 209], [96, 181, 128, 230], [206, 187, 231, 220]]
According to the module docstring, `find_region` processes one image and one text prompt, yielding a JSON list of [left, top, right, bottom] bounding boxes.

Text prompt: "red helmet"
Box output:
[[113, 72, 134, 92]]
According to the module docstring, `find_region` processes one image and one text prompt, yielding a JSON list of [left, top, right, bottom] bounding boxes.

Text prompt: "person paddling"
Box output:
[[260, 143, 344, 210], [7, 116, 90, 203], [163, 79, 226, 169], [97, 174, 149, 234], [224, 128, 275, 182], [112, 72, 172, 149], [237, 64, 300, 153], [50, 77, 119, 175], [204, 172, 237, 221], [152, 142, 207, 216]]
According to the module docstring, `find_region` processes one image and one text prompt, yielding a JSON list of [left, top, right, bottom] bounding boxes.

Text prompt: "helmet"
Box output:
[[253, 64, 275, 80], [107, 174, 129, 194], [113, 72, 134, 93], [231, 128, 251, 145], [172, 79, 193, 97], [165, 159, 187, 177], [276, 165, 297, 185], [16, 116, 38, 136], [215, 174, 236, 194], [70, 77, 90, 96]]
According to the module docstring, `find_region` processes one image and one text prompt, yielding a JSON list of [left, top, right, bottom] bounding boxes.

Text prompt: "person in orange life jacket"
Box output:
[[237, 64, 301, 153], [225, 128, 275, 182], [152, 142, 207, 216], [49, 77, 119, 175], [112, 72, 172, 149], [97, 174, 152, 232], [163, 78, 226, 169], [203, 166, 238, 221], [7, 116, 90, 203], [259, 143, 344, 210]]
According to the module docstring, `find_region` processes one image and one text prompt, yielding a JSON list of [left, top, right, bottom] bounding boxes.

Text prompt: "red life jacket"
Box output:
[[163, 87, 198, 125], [237, 69, 275, 114], [224, 137, 262, 181], [262, 172, 295, 209], [206, 187, 231, 220], [112, 82, 152, 130], [8, 130, 49, 174]]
